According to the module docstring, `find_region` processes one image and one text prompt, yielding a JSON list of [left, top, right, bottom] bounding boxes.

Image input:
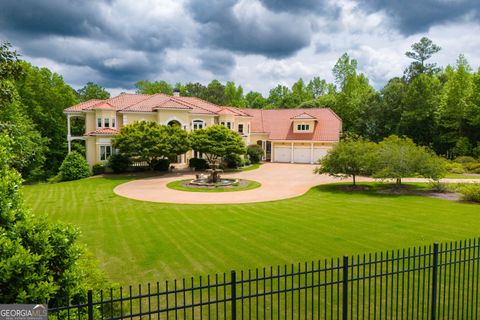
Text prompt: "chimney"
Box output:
[[173, 88, 180, 97]]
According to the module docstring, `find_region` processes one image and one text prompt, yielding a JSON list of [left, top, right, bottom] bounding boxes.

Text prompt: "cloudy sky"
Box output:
[[1, 0, 479, 95]]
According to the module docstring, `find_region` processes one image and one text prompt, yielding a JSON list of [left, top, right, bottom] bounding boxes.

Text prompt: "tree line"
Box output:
[[135, 37, 480, 159]]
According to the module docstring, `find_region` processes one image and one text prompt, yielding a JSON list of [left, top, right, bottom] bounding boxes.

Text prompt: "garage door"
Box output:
[[293, 147, 311, 163], [273, 146, 291, 163], [313, 148, 328, 163]]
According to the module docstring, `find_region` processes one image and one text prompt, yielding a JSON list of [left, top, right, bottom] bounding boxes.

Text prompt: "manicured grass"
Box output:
[[23, 176, 480, 287], [224, 163, 261, 172], [445, 173, 480, 179], [167, 179, 261, 192]]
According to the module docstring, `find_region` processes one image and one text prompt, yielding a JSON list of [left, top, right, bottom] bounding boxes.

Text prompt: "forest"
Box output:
[[1, 37, 480, 181]]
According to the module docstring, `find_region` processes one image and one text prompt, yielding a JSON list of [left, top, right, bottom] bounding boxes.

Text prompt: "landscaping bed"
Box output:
[[166, 179, 261, 192]]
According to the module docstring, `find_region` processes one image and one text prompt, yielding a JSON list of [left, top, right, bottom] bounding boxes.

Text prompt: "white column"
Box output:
[[67, 114, 72, 153], [310, 142, 314, 164], [290, 142, 294, 163], [262, 140, 266, 160]]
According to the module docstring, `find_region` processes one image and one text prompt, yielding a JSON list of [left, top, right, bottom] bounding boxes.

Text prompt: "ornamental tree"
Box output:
[[113, 121, 190, 170], [315, 137, 377, 185], [373, 135, 446, 185], [190, 124, 246, 164]]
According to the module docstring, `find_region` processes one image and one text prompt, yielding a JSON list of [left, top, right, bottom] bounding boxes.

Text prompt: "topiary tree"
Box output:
[[113, 121, 190, 170], [58, 151, 90, 181], [315, 137, 377, 185], [247, 144, 264, 164]]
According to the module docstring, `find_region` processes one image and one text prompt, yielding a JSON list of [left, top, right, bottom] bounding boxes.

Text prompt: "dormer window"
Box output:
[[297, 124, 310, 131]]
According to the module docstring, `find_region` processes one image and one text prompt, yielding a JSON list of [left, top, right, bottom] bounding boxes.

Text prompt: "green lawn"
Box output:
[[23, 176, 480, 287]]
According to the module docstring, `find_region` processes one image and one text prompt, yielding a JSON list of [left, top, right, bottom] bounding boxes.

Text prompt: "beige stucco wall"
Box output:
[[85, 137, 96, 166], [85, 112, 96, 133], [122, 113, 156, 126]]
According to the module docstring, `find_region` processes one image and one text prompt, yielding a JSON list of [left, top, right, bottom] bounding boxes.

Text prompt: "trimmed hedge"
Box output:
[[108, 154, 131, 173], [58, 151, 90, 181], [247, 144, 264, 164], [223, 153, 244, 169], [92, 162, 106, 175], [154, 158, 170, 172], [189, 158, 209, 171]]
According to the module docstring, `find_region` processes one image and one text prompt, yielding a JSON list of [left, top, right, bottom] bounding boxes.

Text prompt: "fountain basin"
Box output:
[[189, 178, 239, 187]]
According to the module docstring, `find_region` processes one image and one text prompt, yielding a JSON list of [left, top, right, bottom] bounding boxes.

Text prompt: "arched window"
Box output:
[[192, 120, 205, 130]]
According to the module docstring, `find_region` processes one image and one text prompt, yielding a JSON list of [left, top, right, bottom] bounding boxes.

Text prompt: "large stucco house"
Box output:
[[64, 92, 342, 166]]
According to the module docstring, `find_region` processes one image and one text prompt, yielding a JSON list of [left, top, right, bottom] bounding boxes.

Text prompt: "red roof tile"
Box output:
[[64, 99, 102, 112], [84, 128, 119, 136], [290, 112, 316, 120], [245, 109, 341, 141]]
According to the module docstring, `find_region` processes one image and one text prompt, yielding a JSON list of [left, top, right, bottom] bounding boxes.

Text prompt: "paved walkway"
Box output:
[[113, 163, 479, 204]]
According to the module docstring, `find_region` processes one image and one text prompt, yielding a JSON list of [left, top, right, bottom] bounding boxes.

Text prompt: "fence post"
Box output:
[[430, 243, 439, 320], [231, 270, 237, 320], [87, 290, 93, 320], [342, 255, 348, 320]]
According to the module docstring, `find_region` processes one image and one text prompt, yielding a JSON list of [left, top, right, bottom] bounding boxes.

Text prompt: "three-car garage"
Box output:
[[272, 142, 331, 164]]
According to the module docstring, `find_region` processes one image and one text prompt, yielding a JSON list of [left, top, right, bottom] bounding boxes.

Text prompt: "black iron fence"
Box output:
[[49, 238, 480, 319]]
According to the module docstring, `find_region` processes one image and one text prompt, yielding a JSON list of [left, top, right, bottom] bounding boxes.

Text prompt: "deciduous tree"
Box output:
[[190, 125, 246, 164], [315, 137, 377, 185], [113, 121, 190, 170]]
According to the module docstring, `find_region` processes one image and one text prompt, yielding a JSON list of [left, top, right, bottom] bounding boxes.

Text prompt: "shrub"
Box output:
[[154, 158, 170, 172], [247, 144, 264, 164], [454, 156, 476, 164], [58, 151, 90, 181], [223, 153, 245, 169], [244, 158, 251, 166], [92, 162, 106, 175], [465, 162, 480, 173], [459, 184, 480, 203], [189, 157, 209, 170], [108, 153, 131, 173], [445, 161, 465, 174]]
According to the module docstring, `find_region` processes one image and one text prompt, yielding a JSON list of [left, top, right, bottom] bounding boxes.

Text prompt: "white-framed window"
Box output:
[[111, 118, 116, 128], [221, 121, 233, 129], [97, 118, 102, 128], [192, 120, 205, 130], [100, 145, 112, 161], [193, 150, 203, 158], [297, 124, 310, 131], [238, 124, 244, 134], [104, 118, 110, 128]]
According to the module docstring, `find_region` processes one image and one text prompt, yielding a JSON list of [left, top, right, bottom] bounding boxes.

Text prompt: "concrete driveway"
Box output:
[[114, 163, 479, 204]]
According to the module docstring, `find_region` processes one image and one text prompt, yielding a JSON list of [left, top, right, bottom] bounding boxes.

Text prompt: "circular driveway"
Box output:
[[114, 163, 347, 204], [114, 163, 479, 204]]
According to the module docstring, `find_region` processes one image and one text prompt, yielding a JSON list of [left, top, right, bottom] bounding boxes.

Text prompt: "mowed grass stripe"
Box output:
[[24, 177, 480, 286]]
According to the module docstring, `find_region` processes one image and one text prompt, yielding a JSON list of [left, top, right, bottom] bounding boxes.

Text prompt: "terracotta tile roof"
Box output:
[[65, 94, 341, 142], [91, 102, 116, 110], [245, 109, 341, 141], [84, 128, 119, 136], [64, 99, 102, 112], [290, 112, 316, 120]]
